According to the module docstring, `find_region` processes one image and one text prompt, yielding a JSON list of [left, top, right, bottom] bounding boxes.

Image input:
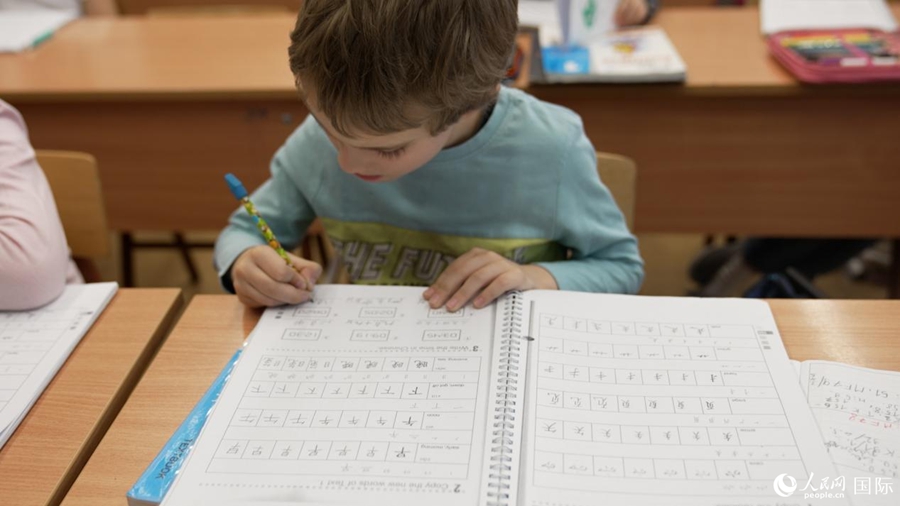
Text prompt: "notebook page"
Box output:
[[0, 10, 77, 53], [518, 1, 563, 46], [518, 291, 845, 506], [587, 27, 687, 83], [760, 0, 898, 35], [162, 285, 497, 506], [800, 361, 900, 505], [0, 282, 117, 447]]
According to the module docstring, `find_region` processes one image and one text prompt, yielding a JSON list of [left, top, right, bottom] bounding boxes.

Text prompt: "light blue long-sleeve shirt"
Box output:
[[215, 87, 643, 294]]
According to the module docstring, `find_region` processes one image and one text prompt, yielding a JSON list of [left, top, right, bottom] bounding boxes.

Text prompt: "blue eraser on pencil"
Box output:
[[126, 349, 242, 506], [224, 173, 248, 200]]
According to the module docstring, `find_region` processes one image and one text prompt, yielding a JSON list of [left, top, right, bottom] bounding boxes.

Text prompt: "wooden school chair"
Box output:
[[36, 150, 111, 283], [596, 152, 637, 231]]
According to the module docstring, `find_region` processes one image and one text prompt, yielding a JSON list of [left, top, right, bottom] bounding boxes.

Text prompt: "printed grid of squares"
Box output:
[[538, 317, 756, 340], [535, 420, 797, 447], [214, 439, 470, 465], [534, 452, 807, 482], [229, 409, 475, 433], [535, 391, 784, 416]]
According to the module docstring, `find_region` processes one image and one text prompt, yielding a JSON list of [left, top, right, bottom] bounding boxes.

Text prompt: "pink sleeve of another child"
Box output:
[[0, 100, 83, 310]]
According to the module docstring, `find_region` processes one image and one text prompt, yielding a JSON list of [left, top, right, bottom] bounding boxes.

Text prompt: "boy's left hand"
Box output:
[[423, 248, 558, 312]]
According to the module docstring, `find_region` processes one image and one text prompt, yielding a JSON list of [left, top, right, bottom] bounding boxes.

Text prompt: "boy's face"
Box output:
[[302, 90, 469, 183]]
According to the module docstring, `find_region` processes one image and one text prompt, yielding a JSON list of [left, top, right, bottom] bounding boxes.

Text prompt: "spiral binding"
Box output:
[[485, 292, 525, 506]]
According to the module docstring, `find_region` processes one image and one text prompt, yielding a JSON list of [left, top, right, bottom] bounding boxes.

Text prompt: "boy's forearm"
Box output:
[[536, 257, 645, 294], [523, 264, 559, 291], [214, 225, 267, 293]]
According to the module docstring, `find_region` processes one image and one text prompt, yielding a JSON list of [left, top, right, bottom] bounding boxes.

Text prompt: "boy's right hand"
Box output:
[[232, 245, 322, 308]]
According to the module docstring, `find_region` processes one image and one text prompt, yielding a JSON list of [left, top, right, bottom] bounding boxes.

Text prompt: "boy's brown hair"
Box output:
[[288, 0, 518, 137]]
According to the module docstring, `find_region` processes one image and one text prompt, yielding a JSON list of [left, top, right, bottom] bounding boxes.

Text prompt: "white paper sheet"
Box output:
[[0, 282, 117, 447], [162, 286, 499, 506], [800, 361, 900, 506], [0, 10, 77, 53], [519, 1, 564, 46], [760, 0, 898, 35], [519, 292, 846, 506], [586, 26, 686, 82]]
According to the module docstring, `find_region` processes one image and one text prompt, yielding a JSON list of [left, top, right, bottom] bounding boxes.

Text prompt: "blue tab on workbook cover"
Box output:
[[126, 350, 242, 506]]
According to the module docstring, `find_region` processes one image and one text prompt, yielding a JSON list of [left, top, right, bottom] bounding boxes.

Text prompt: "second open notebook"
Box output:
[[161, 286, 843, 506]]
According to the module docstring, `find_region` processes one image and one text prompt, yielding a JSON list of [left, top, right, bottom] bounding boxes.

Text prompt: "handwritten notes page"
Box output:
[[519, 292, 845, 506], [162, 285, 500, 506], [801, 361, 900, 505], [0, 282, 117, 447]]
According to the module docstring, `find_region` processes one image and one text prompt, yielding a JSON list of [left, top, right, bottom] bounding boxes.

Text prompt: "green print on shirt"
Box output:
[[321, 218, 566, 286]]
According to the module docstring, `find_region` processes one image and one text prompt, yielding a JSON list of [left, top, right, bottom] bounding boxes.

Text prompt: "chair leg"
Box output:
[[315, 233, 330, 270], [301, 235, 313, 260], [173, 233, 200, 284], [890, 239, 900, 299], [73, 257, 102, 283], [121, 232, 135, 287]]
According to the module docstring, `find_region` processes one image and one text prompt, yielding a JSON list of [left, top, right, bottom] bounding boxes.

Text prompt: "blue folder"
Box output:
[[126, 349, 242, 506]]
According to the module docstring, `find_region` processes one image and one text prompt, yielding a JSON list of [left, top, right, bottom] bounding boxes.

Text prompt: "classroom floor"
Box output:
[[95, 232, 889, 300]]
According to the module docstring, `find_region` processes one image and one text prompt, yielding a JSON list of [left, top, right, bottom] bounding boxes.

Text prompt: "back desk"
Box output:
[[1, 7, 898, 237]]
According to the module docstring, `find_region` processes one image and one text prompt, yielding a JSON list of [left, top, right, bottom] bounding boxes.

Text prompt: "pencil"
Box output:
[[224, 173, 310, 293]]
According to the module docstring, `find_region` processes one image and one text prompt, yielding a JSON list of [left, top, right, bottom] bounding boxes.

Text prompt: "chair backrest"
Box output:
[[35, 151, 110, 259], [596, 152, 637, 231]]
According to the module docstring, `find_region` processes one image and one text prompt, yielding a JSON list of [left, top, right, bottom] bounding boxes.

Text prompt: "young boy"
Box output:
[[214, 0, 643, 311]]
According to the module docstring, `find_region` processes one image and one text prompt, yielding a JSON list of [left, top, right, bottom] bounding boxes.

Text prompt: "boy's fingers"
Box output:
[[288, 253, 323, 289], [445, 261, 509, 312], [428, 249, 494, 308], [257, 248, 301, 284], [473, 270, 522, 309], [246, 263, 311, 305], [301, 266, 321, 289], [235, 277, 281, 307]]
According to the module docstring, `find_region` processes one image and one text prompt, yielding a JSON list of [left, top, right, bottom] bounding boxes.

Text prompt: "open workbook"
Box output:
[[0, 283, 118, 447], [161, 286, 845, 506]]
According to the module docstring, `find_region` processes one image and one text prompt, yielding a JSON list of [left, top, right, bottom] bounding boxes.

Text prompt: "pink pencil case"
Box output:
[[767, 29, 900, 83]]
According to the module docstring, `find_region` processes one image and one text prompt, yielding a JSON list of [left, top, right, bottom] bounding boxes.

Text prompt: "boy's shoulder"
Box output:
[[498, 87, 586, 142], [490, 87, 594, 174]]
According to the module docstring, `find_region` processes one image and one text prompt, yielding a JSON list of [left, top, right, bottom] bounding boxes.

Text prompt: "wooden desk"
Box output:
[[60, 295, 900, 505], [1, 7, 899, 236], [0, 288, 182, 506]]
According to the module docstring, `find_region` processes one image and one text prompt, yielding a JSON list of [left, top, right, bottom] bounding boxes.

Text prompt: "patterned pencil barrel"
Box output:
[[225, 173, 298, 273], [241, 197, 293, 267]]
